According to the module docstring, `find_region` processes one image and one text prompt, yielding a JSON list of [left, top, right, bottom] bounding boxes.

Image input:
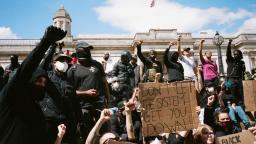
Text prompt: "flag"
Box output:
[[150, 0, 155, 7]]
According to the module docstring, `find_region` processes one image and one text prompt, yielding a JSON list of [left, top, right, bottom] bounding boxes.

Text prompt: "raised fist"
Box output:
[[100, 109, 111, 121], [177, 35, 181, 42], [229, 39, 233, 43], [169, 41, 176, 47], [135, 40, 143, 49], [43, 26, 67, 44]]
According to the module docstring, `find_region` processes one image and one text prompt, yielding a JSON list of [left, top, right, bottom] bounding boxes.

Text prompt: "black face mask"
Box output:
[[78, 52, 91, 60], [77, 48, 92, 61], [218, 121, 233, 131], [31, 85, 45, 101], [104, 55, 109, 61]]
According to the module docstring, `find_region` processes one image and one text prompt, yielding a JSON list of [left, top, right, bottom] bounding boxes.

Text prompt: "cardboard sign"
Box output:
[[243, 80, 256, 111], [107, 139, 135, 144], [216, 130, 255, 144], [138, 81, 199, 137]]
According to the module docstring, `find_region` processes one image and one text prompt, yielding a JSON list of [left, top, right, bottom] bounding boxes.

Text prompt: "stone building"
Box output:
[[1, 6, 256, 74]]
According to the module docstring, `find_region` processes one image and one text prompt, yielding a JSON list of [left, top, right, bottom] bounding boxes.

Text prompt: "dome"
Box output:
[[53, 5, 72, 21]]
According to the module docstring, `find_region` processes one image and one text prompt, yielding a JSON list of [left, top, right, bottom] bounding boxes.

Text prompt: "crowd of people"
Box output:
[[1, 25, 256, 144]]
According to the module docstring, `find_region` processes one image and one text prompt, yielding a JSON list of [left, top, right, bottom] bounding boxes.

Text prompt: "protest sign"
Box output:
[[138, 81, 199, 137], [243, 80, 256, 111], [216, 130, 255, 144]]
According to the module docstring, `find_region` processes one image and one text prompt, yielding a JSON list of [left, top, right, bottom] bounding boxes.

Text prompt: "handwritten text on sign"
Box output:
[[216, 130, 255, 144], [138, 82, 198, 137]]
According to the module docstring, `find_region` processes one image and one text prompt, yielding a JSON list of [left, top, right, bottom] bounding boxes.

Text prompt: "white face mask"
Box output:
[[150, 138, 162, 144], [54, 61, 69, 73], [111, 82, 120, 91]]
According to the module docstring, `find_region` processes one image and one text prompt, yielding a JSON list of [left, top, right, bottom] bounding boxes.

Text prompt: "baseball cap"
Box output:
[[76, 42, 93, 50], [53, 53, 72, 62]]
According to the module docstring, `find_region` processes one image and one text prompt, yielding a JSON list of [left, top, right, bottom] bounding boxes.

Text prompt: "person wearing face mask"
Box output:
[[163, 41, 184, 82], [109, 77, 122, 107], [204, 94, 238, 137], [199, 39, 219, 88], [67, 42, 110, 143], [135, 41, 163, 82], [39, 48, 82, 144], [111, 50, 134, 102], [0, 26, 67, 144]]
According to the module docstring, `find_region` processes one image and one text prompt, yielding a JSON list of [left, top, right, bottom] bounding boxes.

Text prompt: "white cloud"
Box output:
[[77, 33, 132, 38], [237, 15, 256, 34], [94, 0, 253, 35], [0, 27, 17, 39]]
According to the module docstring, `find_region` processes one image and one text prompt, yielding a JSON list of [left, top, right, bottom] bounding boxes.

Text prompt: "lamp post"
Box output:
[[212, 31, 225, 77]]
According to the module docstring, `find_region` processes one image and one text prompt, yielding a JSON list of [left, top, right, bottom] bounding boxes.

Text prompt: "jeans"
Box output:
[[227, 78, 244, 105], [228, 106, 250, 127]]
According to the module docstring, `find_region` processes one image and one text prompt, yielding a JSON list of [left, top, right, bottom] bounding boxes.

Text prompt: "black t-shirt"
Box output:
[[67, 60, 106, 109]]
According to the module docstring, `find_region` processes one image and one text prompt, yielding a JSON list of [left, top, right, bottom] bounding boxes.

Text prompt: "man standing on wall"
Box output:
[[67, 42, 110, 143]]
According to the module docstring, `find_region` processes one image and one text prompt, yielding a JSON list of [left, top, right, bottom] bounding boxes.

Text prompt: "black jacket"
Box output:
[[226, 42, 245, 79], [164, 48, 184, 82], [0, 38, 52, 144], [137, 44, 163, 82], [39, 45, 82, 144], [112, 60, 134, 85]]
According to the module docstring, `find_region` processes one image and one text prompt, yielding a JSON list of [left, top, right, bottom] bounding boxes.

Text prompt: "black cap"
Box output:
[[76, 42, 93, 50]]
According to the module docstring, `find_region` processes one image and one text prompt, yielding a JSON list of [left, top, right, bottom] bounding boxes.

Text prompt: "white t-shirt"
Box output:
[[178, 55, 196, 80], [101, 58, 114, 74]]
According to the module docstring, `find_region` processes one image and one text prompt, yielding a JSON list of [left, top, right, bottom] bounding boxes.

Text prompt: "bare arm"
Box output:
[[125, 102, 136, 140], [85, 109, 111, 144], [219, 83, 226, 109], [195, 69, 203, 93], [76, 89, 98, 97], [55, 124, 66, 144], [177, 36, 182, 56], [199, 39, 205, 64]]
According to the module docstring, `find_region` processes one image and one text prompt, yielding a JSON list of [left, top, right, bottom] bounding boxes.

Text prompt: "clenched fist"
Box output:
[[42, 26, 67, 44]]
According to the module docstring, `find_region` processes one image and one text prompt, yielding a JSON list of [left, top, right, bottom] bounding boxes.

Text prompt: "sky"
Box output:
[[0, 0, 256, 39]]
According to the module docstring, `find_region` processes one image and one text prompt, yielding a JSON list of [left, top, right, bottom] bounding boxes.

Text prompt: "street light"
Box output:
[[212, 31, 225, 77]]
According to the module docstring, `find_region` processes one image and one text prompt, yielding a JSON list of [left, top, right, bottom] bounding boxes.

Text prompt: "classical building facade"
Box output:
[[1, 6, 256, 74]]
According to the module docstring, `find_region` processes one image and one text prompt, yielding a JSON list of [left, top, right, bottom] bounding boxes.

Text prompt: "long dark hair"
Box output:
[[234, 50, 243, 60]]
